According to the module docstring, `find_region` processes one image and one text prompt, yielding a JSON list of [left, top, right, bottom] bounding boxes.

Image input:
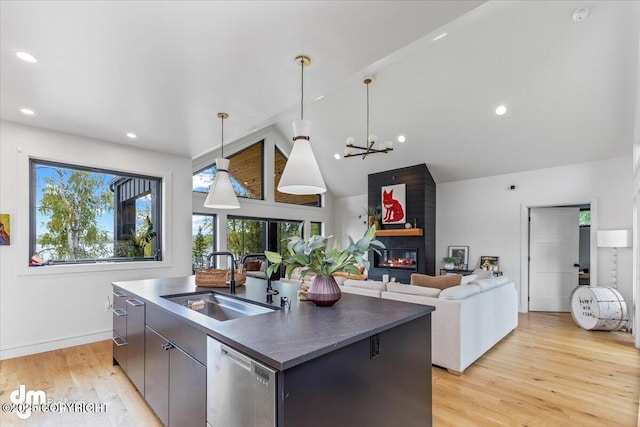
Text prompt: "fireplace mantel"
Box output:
[[375, 228, 423, 237]]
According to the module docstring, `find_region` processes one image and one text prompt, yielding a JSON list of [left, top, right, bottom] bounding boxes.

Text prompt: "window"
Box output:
[[226, 216, 303, 259], [269, 220, 303, 257], [30, 160, 162, 264], [192, 214, 216, 271], [193, 140, 264, 200], [227, 218, 267, 259], [274, 148, 321, 207], [579, 210, 591, 227], [310, 221, 322, 237]]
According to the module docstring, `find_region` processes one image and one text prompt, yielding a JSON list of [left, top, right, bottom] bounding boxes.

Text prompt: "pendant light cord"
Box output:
[[300, 59, 304, 120], [221, 115, 224, 158], [366, 81, 370, 147]]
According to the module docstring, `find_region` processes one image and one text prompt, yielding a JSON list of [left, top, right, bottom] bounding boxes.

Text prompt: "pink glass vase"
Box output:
[[308, 275, 341, 306]]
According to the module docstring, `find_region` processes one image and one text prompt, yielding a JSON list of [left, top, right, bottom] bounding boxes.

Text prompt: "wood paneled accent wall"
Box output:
[[368, 164, 436, 282]]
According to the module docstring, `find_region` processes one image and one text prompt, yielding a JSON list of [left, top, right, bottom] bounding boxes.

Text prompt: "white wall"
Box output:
[[192, 126, 335, 266], [437, 157, 633, 312], [0, 121, 193, 359], [333, 194, 369, 249]]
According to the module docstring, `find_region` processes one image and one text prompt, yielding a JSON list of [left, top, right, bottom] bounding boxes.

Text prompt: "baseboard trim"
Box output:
[[0, 329, 111, 360]]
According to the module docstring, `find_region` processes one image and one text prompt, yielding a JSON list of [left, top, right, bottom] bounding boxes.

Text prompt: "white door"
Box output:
[[529, 207, 580, 312]]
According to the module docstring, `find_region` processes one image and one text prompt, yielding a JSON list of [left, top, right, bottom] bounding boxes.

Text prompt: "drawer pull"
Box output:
[[112, 335, 127, 347], [113, 290, 127, 298], [112, 308, 127, 316], [126, 299, 145, 307]]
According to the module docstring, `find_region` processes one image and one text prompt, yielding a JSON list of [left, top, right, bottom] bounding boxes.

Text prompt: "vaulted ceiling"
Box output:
[[1, 1, 638, 198]]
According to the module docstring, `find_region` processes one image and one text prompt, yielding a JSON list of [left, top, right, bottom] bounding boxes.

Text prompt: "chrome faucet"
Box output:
[[206, 251, 236, 294]]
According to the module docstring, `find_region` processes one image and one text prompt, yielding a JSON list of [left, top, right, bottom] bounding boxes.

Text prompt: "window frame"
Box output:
[[192, 212, 217, 271], [29, 158, 163, 265]]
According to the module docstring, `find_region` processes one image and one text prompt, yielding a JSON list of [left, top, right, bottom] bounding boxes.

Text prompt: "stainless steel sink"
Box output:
[[163, 292, 275, 321]]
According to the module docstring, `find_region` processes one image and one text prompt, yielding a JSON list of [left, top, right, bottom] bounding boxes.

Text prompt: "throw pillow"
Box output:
[[410, 273, 462, 290], [460, 274, 477, 286], [475, 276, 509, 291], [246, 260, 261, 271]]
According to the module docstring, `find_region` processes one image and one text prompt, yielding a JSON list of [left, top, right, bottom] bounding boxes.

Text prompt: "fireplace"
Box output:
[[374, 248, 418, 271]]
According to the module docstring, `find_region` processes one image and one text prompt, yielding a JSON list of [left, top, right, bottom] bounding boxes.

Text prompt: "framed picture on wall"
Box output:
[[448, 246, 468, 269], [480, 256, 500, 272], [381, 183, 406, 224], [0, 213, 10, 245]]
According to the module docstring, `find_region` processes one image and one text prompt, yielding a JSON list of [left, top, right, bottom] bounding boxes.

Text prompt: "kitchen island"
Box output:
[[113, 276, 434, 426]]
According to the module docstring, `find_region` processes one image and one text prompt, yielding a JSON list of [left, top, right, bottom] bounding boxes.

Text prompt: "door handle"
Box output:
[[573, 263, 580, 268]]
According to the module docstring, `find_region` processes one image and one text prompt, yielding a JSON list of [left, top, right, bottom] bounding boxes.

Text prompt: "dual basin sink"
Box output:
[[163, 291, 276, 322]]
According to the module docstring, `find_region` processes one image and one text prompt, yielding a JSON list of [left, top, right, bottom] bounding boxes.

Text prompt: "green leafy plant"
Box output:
[[442, 256, 457, 264], [358, 205, 382, 224], [127, 215, 157, 257], [264, 225, 384, 280]]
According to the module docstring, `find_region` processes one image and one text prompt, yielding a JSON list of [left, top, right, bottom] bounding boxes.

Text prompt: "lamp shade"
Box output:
[[278, 139, 326, 195], [597, 229, 632, 248], [203, 158, 240, 209]]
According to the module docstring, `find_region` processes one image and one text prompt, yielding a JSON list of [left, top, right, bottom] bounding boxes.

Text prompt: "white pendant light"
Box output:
[[277, 55, 327, 195], [204, 112, 240, 209]]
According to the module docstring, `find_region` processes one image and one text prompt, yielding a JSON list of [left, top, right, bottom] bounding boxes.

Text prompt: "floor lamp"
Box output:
[[597, 229, 632, 289]]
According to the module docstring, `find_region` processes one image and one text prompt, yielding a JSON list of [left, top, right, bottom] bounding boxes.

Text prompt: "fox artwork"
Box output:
[[381, 184, 406, 224]]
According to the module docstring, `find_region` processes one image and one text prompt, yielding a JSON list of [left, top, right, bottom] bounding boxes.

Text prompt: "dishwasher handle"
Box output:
[[220, 344, 252, 371]]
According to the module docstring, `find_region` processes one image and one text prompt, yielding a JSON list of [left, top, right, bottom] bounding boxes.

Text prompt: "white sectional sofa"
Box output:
[[339, 276, 518, 375]]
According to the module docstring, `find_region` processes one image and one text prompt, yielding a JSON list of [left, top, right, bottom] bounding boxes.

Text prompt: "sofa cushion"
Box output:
[[386, 282, 441, 298], [474, 276, 509, 291], [439, 284, 481, 300], [410, 273, 462, 290], [343, 279, 388, 292], [332, 271, 368, 281], [460, 274, 477, 286]]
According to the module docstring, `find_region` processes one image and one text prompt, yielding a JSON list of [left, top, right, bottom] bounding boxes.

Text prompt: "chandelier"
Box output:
[[344, 78, 393, 159]]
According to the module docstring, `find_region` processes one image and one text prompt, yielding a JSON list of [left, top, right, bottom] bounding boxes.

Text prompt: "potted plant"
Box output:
[[265, 225, 384, 306], [358, 205, 382, 229], [442, 256, 457, 270], [127, 215, 157, 257]]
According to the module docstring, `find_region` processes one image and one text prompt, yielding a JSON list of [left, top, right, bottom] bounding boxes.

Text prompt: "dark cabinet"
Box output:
[[125, 298, 145, 394], [112, 288, 128, 371], [145, 326, 206, 427], [112, 287, 145, 395]]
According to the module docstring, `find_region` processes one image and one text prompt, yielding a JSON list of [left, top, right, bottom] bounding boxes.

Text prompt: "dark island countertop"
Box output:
[[112, 276, 434, 370]]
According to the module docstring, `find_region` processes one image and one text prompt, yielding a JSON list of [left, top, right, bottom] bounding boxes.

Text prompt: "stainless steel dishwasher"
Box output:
[[207, 336, 276, 427]]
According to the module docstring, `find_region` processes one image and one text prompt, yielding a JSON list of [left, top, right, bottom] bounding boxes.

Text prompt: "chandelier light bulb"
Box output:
[[346, 136, 356, 145], [368, 134, 377, 144]]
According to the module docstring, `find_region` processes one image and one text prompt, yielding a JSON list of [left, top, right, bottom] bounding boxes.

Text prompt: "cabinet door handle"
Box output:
[[126, 299, 145, 307], [113, 290, 127, 298], [112, 308, 127, 316], [162, 342, 174, 351], [112, 335, 127, 347]]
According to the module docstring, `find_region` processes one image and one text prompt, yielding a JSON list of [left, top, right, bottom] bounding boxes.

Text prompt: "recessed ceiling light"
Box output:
[[20, 108, 35, 116], [126, 132, 137, 139], [432, 33, 447, 41], [495, 105, 507, 116], [315, 95, 325, 101], [334, 153, 341, 160], [572, 8, 589, 22], [16, 51, 38, 63], [397, 135, 406, 143]]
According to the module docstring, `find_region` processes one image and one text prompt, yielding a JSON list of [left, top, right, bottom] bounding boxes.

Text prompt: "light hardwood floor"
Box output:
[[1, 313, 638, 426]]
